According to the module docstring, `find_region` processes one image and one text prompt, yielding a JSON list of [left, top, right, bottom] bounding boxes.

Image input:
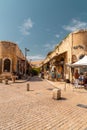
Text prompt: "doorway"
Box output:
[[4, 59, 11, 72]]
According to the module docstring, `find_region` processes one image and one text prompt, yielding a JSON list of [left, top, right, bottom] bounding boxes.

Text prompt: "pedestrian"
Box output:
[[74, 69, 79, 88], [41, 71, 44, 79], [56, 70, 61, 81], [79, 72, 84, 85]]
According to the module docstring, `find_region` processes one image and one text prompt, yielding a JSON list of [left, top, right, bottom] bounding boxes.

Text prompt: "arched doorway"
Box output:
[[4, 59, 11, 72]]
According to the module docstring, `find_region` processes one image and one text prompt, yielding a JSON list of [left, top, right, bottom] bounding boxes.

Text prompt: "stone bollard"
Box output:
[[53, 88, 61, 100], [27, 83, 30, 91], [12, 77, 15, 83], [5, 79, 8, 85]]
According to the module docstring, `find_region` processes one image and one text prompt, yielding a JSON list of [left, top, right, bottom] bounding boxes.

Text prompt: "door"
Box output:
[[4, 59, 11, 72]]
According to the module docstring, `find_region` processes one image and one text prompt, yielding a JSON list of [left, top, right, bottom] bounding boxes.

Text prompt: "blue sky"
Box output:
[[0, 0, 87, 61]]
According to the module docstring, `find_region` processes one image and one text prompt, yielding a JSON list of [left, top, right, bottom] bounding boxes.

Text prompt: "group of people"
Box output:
[[40, 68, 87, 89], [74, 69, 87, 88], [45, 69, 62, 81]]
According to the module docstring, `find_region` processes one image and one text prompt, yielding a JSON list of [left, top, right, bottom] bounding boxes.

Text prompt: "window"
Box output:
[[4, 59, 11, 72]]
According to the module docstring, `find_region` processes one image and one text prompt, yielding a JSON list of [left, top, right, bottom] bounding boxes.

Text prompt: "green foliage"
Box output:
[[31, 68, 40, 75]]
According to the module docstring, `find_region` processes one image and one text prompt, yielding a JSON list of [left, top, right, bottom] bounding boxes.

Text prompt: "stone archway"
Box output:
[[4, 58, 11, 72]]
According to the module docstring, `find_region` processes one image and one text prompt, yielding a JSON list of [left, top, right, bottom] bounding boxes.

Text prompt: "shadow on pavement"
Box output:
[[77, 104, 87, 109], [29, 76, 43, 82], [52, 97, 67, 101], [12, 79, 30, 83], [60, 97, 67, 100]]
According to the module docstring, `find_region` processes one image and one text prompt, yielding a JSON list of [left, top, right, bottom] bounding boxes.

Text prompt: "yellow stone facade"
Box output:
[[41, 29, 87, 82], [0, 41, 30, 77]]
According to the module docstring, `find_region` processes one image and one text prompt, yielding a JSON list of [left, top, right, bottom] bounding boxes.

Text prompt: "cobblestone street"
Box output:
[[0, 76, 87, 130]]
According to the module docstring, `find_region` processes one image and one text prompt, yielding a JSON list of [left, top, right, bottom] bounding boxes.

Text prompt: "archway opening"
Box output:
[[4, 59, 11, 72]]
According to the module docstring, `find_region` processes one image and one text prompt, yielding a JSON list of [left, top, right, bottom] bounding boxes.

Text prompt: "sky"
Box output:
[[0, 0, 87, 61]]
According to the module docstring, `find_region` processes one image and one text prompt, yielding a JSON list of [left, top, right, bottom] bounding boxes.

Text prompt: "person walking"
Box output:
[[74, 69, 79, 88]]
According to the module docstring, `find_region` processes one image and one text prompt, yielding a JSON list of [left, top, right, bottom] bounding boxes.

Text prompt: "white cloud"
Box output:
[[55, 34, 60, 38], [63, 19, 87, 32], [19, 18, 33, 35], [27, 55, 45, 61], [44, 43, 56, 51]]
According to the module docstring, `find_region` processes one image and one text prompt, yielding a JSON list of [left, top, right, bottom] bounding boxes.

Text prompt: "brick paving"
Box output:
[[0, 76, 87, 130]]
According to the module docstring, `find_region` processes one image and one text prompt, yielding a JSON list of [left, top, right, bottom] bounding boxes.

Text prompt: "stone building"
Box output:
[[41, 29, 87, 82], [0, 41, 30, 77]]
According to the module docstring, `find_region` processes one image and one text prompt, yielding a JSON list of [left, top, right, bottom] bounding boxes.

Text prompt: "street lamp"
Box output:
[[25, 48, 29, 78]]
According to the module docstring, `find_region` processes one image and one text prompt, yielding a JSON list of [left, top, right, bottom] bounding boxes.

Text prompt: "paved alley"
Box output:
[[0, 76, 87, 130]]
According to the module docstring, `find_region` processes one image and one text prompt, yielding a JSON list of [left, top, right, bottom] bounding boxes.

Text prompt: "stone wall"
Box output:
[[0, 41, 25, 74], [42, 29, 87, 81]]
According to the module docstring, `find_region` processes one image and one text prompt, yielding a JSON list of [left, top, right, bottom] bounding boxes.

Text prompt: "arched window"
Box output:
[[79, 54, 84, 59], [72, 55, 77, 63], [4, 59, 11, 72]]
